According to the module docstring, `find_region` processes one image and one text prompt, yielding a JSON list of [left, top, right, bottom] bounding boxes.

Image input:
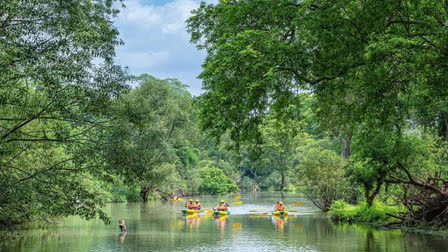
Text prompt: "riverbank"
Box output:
[[328, 200, 448, 238]]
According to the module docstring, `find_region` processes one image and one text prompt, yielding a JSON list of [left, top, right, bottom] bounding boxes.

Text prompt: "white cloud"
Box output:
[[120, 1, 161, 25], [114, 0, 215, 95]]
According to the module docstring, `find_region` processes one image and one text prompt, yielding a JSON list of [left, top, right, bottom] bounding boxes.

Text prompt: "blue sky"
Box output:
[[114, 0, 216, 95]]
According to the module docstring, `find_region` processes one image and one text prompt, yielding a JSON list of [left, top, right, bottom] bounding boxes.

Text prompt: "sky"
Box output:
[[114, 0, 216, 95]]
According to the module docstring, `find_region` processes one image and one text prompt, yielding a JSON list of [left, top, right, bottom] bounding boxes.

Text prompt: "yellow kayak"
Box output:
[[213, 210, 230, 216], [272, 211, 288, 216], [182, 209, 204, 214]]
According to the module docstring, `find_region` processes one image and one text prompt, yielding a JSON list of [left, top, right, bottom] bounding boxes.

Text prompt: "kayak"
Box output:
[[272, 211, 288, 216], [213, 210, 230, 217], [182, 209, 204, 214]]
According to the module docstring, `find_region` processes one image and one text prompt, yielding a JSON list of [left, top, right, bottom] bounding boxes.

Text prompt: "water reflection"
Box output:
[[232, 222, 242, 232], [183, 214, 202, 229], [215, 216, 228, 232], [271, 215, 287, 232], [119, 231, 126, 244]]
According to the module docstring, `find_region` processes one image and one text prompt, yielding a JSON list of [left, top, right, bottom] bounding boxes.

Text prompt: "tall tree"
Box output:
[[187, 0, 448, 206], [104, 75, 195, 202], [0, 0, 127, 225]]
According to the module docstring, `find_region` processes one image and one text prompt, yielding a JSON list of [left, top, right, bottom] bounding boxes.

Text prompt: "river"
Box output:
[[1, 192, 447, 251]]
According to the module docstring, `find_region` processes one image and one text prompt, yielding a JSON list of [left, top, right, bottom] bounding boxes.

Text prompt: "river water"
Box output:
[[1, 192, 447, 251]]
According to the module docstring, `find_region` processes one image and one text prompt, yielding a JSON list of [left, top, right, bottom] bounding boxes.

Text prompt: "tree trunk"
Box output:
[[141, 186, 150, 202], [280, 171, 285, 191], [439, 115, 447, 140], [341, 134, 352, 159], [365, 181, 382, 207]]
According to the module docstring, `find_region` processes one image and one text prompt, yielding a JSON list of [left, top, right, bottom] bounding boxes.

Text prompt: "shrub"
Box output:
[[240, 176, 259, 192], [295, 146, 357, 211], [108, 182, 141, 202], [329, 200, 404, 224], [198, 167, 239, 194]]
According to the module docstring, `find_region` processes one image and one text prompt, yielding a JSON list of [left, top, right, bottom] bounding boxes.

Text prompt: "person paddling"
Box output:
[[213, 200, 228, 211], [186, 199, 196, 209], [272, 201, 279, 211], [274, 201, 286, 211], [195, 199, 202, 210]]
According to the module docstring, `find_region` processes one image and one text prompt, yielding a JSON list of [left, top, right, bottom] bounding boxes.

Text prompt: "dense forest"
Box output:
[[1, 0, 447, 231]]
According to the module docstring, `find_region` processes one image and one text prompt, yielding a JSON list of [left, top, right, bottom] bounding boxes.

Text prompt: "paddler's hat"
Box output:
[[195, 199, 200, 202], [279, 202, 283, 205], [189, 199, 193, 202], [220, 200, 225, 203]]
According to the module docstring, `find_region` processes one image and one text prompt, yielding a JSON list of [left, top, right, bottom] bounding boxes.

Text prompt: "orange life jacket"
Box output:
[[217, 204, 227, 211], [276, 205, 286, 211], [187, 203, 195, 209]]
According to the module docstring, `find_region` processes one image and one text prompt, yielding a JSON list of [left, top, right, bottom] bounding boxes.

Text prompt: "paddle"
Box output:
[[231, 201, 243, 205], [249, 210, 259, 212], [168, 197, 185, 202], [232, 195, 241, 201], [257, 201, 303, 215]]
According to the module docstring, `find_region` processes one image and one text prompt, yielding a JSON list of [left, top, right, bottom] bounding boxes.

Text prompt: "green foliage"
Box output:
[[330, 200, 404, 224], [0, 0, 127, 226], [348, 130, 439, 205], [103, 75, 195, 200], [239, 176, 259, 192], [107, 181, 141, 202], [256, 118, 301, 191], [198, 167, 239, 195], [187, 0, 448, 224], [294, 138, 357, 211], [177, 146, 200, 170]]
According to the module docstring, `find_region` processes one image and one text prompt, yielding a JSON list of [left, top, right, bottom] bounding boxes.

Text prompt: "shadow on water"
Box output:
[[1, 192, 448, 252]]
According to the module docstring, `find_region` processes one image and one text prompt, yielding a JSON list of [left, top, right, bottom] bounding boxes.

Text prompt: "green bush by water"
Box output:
[[329, 200, 404, 224], [198, 167, 239, 194]]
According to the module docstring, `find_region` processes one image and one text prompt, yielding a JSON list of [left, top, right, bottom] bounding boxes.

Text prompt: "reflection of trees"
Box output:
[[364, 230, 378, 252]]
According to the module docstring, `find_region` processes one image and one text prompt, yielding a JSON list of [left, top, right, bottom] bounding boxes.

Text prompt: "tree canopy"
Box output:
[[188, 0, 448, 226], [0, 0, 128, 225]]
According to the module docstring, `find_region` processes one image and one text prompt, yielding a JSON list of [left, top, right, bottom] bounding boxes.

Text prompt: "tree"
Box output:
[[0, 0, 127, 225], [257, 117, 301, 191], [294, 139, 353, 212], [104, 75, 195, 202], [187, 0, 448, 213], [198, 166, 239, 195]]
